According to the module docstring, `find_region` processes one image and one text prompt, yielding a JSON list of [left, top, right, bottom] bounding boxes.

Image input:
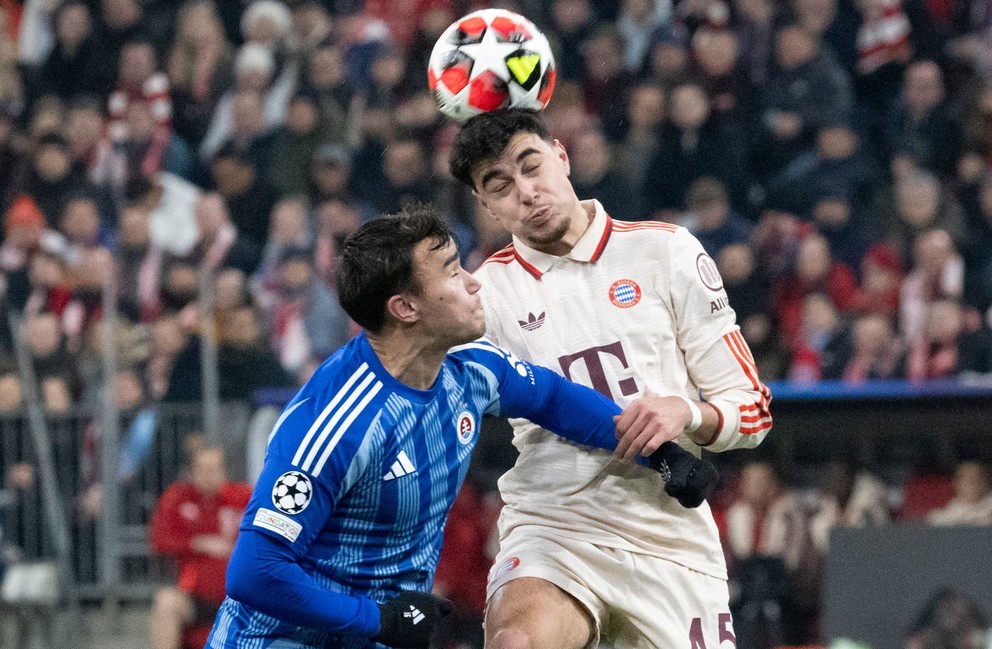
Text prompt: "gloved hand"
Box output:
[[375, 590, 453, 649], [650, 442, 719, 508]]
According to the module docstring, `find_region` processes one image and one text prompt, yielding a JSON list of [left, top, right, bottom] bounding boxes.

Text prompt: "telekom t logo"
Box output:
[[557, 341, 638, 401]]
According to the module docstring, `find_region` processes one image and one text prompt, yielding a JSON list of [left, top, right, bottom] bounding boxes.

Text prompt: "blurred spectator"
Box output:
[[23, 312, 75, 411], [166, 0, 234, 149], [788, 292, 844, 382], [372, 137, 432, 214], [255, 246, 349, 374], [884, 60, 961, 178], [148, 446, 251, 649], [62, 246, 116, 348], [11, 132, 94, 224], [640, 21, 690, 86], [569, 126, 639, 218], [885, 170, 966, 262], [616, 0, 671, 72], [301, 41, 356, 147], [689, 27, 752, 131], [114, 204, 161, 320], [772, 232, 860, 350], [904, 587, 991, 649], [855, 242, 904, 317], [726, 461, 811, 571], [191, 192, 260, 275], [852, 0, 911, 115], [199, 43, 293, 163], [900, 229, 964, 343], [255, 196, 313, 284], [547, 0, 597, 82], [928, 460, 992, 525], [23, 247, 73, 322], [767, 123, 884, 221], [758, 23, 853, 177], [822, 313, 905, 382], [266, 92, 326, 196], [808, 460, 890, 554], [682, 176, 751, 258], [64, 96, 109, 185], [906, 298, 992, 381], [39, 1, 114, 102], [581, 26, 635, 141], [97, 0, 148, 70], [209, 142, 278, 248], [960, 170, 992, 311], [643, 81, 747, 214], [366, 45, 416, 110], [615, 83, 665, 212], [725, 461, 815, 647], [809, 195, 869, 271], [125, 173, 201, 257], [732, 0, 776, 88], [106, 38, 174, 182], [313, 199, 361, 287], [0, 195, 65, 310], [59, 195, 112, 264]]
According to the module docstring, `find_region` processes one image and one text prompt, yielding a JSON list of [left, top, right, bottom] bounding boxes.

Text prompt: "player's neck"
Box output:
[[367, 331, 445, 391]]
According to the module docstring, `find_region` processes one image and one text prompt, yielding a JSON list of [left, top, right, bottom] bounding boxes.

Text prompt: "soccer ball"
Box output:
[[272, 471, 312, 515], [428, 9, 556, 123]]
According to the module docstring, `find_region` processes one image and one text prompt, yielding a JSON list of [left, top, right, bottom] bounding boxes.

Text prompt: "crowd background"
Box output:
[[0, 0, 991, 647]]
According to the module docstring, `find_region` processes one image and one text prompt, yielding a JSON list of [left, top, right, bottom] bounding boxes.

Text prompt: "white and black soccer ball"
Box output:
[[271, 471, 312, 515], [428, 8, 556, 124]]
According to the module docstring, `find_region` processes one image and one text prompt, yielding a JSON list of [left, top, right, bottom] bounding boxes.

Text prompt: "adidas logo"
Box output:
[[403, 605, 425, 625], [517, 312, 546, 331], [383, 450, 416, 481]]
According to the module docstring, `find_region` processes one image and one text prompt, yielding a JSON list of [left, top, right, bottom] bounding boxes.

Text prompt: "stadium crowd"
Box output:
[[0, 0, 991, 647]]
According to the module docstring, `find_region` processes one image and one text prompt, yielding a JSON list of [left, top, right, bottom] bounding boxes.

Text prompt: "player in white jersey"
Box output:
[[449, 109, 773, 649]]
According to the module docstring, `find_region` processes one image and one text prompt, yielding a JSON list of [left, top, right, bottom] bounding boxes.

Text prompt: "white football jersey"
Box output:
[[475, 200, 772, 579]]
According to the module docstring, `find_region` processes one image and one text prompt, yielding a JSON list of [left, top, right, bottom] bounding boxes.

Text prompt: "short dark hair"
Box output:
[[449, 109, 550, 188], [337, 205, 452, 333]]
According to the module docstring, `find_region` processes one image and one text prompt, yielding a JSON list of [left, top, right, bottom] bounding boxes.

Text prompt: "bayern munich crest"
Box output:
[[609, 279, 642, 308], [456, 410, 476, 444]]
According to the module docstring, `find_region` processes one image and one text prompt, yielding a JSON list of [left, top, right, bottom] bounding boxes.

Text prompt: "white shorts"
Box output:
[[487, 528, 736, 649]]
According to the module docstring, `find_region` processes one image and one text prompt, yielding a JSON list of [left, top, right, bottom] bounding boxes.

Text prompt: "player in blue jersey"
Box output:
[[205, 206, 707, 649]]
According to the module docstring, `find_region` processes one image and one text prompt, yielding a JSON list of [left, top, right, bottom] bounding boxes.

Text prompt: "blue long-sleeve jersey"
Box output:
[[206, 333, 628, 649]]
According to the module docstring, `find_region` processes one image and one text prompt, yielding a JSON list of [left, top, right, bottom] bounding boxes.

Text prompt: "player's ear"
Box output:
[[553, 139, 571, 176], [385, 293, 418, 325]]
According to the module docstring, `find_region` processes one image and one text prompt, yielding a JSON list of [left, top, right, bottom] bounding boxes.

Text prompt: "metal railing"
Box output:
[[0, 401, 257, 600]]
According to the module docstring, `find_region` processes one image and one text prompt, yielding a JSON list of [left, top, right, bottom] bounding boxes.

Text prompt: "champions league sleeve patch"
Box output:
[[253, 508, 303, 542], [271, 471, 313, 515]]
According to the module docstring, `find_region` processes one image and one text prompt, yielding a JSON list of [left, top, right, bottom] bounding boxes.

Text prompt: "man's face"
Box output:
[[191, 449, 226, 496], [471, 132, 578, 250], [408, 239, 484, 347]]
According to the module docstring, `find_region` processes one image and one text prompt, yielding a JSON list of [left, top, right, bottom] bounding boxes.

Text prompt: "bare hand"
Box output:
[[613, 396, 691, 462], [193, 535, 233, 558]]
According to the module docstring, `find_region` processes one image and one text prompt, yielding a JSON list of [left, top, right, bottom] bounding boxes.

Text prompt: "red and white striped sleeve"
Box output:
[[668, 228, 773, 452]]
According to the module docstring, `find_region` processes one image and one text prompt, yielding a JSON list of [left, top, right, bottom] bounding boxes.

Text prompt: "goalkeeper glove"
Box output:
[[650, 442, 719, 508], [375, 591, 453, 649]]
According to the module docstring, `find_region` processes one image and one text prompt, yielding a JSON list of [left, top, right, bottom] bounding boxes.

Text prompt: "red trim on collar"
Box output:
[[513, 246, 543, 279], [590, 214, 613, 262]]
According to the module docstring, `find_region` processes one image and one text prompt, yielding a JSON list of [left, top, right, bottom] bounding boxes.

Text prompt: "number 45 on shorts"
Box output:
[[689, 613, 736, 649]]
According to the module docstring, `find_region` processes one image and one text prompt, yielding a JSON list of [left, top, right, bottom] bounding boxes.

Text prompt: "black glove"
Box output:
[[649, 441, 719, 508], [375, 591, 453, 649]]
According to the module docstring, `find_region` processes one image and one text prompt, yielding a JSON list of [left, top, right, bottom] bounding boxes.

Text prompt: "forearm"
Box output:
[[226, 530, 381, 636], [525, 371, 621, 452]]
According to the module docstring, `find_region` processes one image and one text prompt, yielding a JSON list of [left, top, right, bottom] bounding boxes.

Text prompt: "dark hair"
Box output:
[[337, 205, 452, 333], [449, 108, 550, 188]]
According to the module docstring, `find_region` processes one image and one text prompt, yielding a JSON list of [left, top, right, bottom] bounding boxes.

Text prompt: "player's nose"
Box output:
[[464, 272, 481, 294]]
